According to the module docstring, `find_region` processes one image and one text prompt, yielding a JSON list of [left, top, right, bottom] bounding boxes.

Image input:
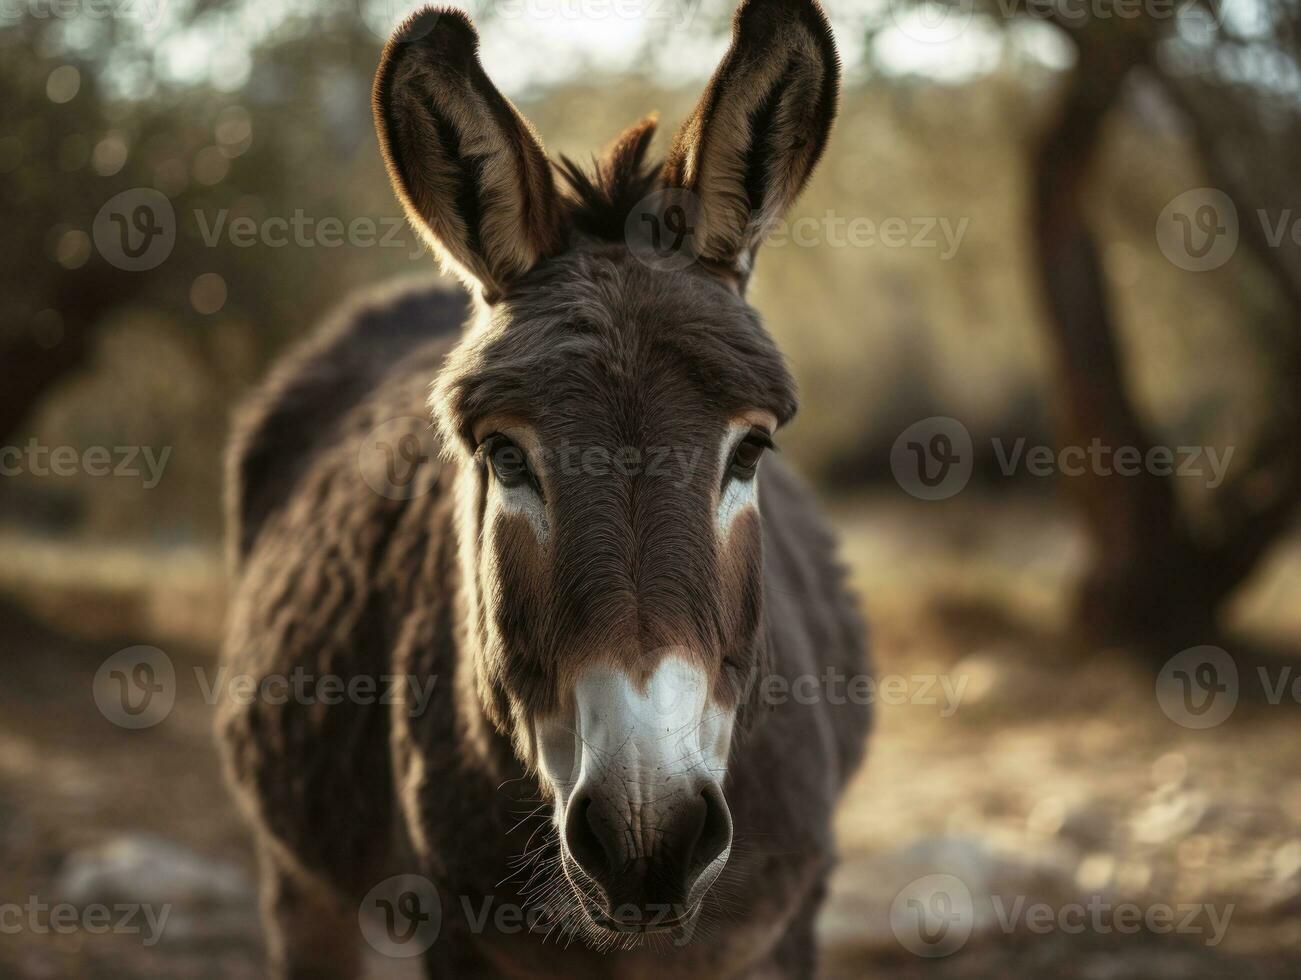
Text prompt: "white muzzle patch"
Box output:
[[535, 654, 736, 907], [536, 654, 733, 800]]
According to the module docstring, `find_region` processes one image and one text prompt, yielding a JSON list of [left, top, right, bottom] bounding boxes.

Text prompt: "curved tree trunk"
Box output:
[[1032, 37, 1216, 651], [1033, 33, 1301, 655]]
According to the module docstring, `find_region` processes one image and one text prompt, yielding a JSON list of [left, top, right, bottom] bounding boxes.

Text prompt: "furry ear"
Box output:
[[664, 0, 839, 279], [372, 7, 565, 301]]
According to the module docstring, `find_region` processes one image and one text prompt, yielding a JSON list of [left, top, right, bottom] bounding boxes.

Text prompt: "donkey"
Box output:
[[217, 0, 869, 976]]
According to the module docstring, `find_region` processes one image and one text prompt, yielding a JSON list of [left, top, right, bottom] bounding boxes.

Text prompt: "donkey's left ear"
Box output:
[[373, 7, 565, 301], [664, 0, 839, 280]]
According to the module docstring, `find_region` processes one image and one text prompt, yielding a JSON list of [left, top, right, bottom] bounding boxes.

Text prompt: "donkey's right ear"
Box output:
[[372, 8, 565, 301], [664, 0, 839, 282]]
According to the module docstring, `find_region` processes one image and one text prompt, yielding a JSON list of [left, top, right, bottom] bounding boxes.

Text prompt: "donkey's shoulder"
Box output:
[[225, 277, 466, 566]]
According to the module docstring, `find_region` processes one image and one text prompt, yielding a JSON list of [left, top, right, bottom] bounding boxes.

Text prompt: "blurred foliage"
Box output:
[[0, 0, 1295, 547]]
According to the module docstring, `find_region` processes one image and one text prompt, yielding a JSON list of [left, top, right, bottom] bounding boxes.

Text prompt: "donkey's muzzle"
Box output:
[[563, 780, 732, 930]]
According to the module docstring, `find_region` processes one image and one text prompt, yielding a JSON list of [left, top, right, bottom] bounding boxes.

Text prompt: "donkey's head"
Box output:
[[374, 0, 838, 938]]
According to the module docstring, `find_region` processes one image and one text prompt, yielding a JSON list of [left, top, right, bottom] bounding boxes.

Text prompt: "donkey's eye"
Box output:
[[482, 435, 537, 491], [726, 430, 774, 485]]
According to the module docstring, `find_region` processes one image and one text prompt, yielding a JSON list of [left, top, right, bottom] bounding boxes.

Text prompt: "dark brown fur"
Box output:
[[218, 2, 869, 977]]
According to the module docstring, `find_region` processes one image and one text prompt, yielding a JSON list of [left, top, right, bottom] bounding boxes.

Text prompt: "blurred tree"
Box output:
[[0, 3, 424, 534], [884, 0, 1301, 649], [0, 22, 144, 440], [1032, 2, 1301, 649], [0, 3, 398, 447]]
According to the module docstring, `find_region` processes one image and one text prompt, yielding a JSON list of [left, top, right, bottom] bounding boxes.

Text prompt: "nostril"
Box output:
[[564, 791, 613, 886], [686, 783, 732, 885]]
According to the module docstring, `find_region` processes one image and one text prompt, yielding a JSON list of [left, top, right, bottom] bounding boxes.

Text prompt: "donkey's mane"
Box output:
[[554, 116, 662, 243]]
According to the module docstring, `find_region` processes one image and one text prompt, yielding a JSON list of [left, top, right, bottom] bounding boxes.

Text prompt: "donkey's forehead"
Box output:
[[439, 252, 798, 440]]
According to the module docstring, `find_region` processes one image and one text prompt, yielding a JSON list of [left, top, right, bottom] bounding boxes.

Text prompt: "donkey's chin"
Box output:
[[558, 853, 708, 941]]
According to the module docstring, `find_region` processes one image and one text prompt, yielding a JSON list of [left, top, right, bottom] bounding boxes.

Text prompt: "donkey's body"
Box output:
[[220, 2, 869, 976], [221, 275, 867, 977]]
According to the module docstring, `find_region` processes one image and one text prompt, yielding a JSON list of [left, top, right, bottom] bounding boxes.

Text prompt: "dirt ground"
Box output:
[[1, 492, 1299, 978]]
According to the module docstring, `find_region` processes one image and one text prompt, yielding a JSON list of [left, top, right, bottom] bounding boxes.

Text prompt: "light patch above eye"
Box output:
[[476, 423, 550, 544], [716, 421, 766, 537]]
